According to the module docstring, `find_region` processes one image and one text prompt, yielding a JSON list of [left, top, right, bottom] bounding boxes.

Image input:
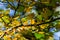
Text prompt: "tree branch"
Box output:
[[6, 0, 15, 9], [15, 17, 60, 28], [14, 0, 20, 16], [0, 17, 60, 38]]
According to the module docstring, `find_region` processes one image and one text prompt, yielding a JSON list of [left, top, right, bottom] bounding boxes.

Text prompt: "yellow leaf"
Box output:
[[48, 36, 54, 40], [2, 16, 10, 24], [15, 33, 21, 38], [30, 2, 36, 6], [11, 20, 20, 27], [24, 6, 32, 13], [4, 10, 10, 14], [0, 14, 3, 17], [39, 32, 45, 34], [0, 18, 3, 22], [26, 0, 31, 2], [40, 24, 49, 29], [3, 35, 11, 40], [13, 16, 20, 20], [21, 18, 27, 22], [0, 31, 4, 36], [31, 19, 35, 24], [41, 0, 50, 4], [13, 38, 17, 40], [23, 21, 28, 25]]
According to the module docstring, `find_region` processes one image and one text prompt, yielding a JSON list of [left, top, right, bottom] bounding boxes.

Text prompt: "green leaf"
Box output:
[[17, 6, 24, 12], [37, 15, 42, 20], [21, 17, 27, 22], [34, 33, 44, 39]]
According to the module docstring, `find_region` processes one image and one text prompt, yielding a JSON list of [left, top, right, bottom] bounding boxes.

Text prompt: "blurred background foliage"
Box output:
[[0, 0, 60, 40]]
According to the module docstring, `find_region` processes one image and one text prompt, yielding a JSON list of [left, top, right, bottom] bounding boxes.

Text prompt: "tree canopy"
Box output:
[[0, 0, 60, 40]]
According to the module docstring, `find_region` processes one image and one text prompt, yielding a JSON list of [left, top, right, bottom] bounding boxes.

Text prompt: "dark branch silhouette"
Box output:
[[15, 17, 60, 28], [0, 17, 60, 38], [14, 0, 20, 15], [6, 0, 15, 9]]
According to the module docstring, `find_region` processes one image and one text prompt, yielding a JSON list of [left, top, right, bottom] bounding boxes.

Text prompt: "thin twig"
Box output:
[[6, 0, 15, 9], [14, 0, 20, 16]]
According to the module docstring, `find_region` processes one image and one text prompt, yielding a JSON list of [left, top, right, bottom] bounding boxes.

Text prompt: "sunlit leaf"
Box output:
[[2, 16, 10, 24], [34, 32, 44, 39], [37, 15, 43, 20], [3, 35, 11, 40]]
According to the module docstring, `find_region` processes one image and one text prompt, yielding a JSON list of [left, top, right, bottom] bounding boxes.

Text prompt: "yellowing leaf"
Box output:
[[26, 0, 31, 2], [30, 2, 36, 6], [39, 32, 45, 34], [40, 24, 49, 29], [0, 18, 3, 22], [23, 21, 28, 25], [8, 0, 14, 2], [3, 35, 11, 40], [25, 6, 32, 13], [11, 20, 20, 27], [13, 16, 20, 20], [0, 14, 4, 17], [48, 36, 54, 40], [13, 38, 17, 40], [41, 0, 50, 3], [31, 19, 35, 24], [0, 31, 4, 36], [4, 10, 10, 14], [15, 33, 21, 38], [2, 16, 10, 24], [21, 18, 27, 22]]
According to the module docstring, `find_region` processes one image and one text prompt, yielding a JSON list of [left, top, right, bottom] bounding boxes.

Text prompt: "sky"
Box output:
[[0, 2, 15, 17]]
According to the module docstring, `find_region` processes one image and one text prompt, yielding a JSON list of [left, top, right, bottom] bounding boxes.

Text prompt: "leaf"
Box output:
[[26, 0, 31, 2], [13, 38, 17, 40], [42, 8, 52, 20], [21, 17, 27, 22], [17, 6, 24, 12], [8, 0, 14, 2], [2, 16, 10, 24], [27, 13, 35, 19], [3, 35, 11, 40], [0, 18, 3, 22], [34, 33, 44, 39], [37, 15, 43, 20], [41, 0, 50, 3], [0, 31, 4, 36], [48, 36, 54, 40], [31, 19, 35, 24], [40, 24, 49, 29], [54, 12, 59, 17], [11, 20, 20, 27], [56, 24, 60, 29], [4, 10, 10, 14]]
